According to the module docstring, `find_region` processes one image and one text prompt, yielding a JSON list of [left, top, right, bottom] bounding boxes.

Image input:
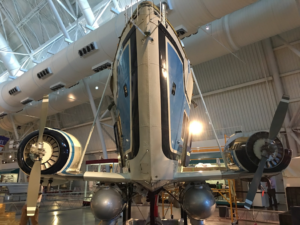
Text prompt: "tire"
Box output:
[[17, 128, 71, 175]]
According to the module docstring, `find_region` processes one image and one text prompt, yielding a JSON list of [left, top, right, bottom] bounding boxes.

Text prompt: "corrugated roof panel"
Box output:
[[281, 72, 300, 99], [193, 42, 267, 94], [271, 27, 300, 48], [274, 44, 300, 74], [191, 82, 276, 141]]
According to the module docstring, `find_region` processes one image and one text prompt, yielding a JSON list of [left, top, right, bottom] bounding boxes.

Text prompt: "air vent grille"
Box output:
[[50, 82, 65, 91], [78, 42, 98, 57], [92, 61, 112, 73], [20, 98, 33, 105], [37, 67, 52, 79], [0, 112, 7, 118], [8, 86, 21, 96]]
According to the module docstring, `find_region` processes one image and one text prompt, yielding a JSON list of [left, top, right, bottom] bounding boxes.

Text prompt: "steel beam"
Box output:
[[276, 35, 300, 57], [78, 73, 111, 171], [78, 0, 98, 28], [47, 0, 71, 40], [290, 131, 300, 146], [20, 122, 36, 139], [83, 78, 108, 159], [191, 68, 228, 169], [262, 38, 299, 156], [193, 77, 273, 99], [0, 2, 31, 54], [93, 0, 112, 27], [9, 115, 19, 141], [57, 0, 77, 20], [273, 39, 300, 51], [17, 0, 48, 29], [101, 124, 115, 143], [66, 0, 76, 16], [289, 105, 300, 128]]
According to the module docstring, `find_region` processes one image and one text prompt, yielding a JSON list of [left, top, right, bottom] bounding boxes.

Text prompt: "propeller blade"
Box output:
[[27, 95, 48, 216], [37, 95, 49, 144], [268, 95, 289, 141], [244, 156, 268, 210], [26, 161, 41, 216]]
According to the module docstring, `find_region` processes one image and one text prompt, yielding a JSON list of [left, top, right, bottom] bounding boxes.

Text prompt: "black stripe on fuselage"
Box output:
[[158, 22, 184, 160], [121, 27, 140, 159]]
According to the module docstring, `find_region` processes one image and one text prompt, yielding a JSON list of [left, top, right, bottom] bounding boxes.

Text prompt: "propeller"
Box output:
[[26, 95, 49, 216], [244, 95, 289, 210]]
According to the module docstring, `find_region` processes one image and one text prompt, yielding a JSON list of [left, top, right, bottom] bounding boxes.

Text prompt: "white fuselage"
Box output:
[[112, 3, 193, 190]]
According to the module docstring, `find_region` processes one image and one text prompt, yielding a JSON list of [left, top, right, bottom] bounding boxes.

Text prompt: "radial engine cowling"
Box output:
[[17, 128, 82, 175], [224, 131, 292, 173], [181, 184, 216, 221], [91, 186, 125, 222]]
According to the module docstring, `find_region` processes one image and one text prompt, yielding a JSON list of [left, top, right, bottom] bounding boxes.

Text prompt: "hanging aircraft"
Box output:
[[16, 2, 292, 225]]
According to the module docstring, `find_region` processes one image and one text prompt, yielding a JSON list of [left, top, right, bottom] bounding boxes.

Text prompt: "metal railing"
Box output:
[[226, 207, 281, 224]]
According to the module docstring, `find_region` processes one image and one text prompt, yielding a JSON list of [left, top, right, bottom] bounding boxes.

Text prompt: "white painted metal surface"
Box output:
[[183, 0, 300, 65], [0, 70, 111, 131], [0, 0, 257, 119]]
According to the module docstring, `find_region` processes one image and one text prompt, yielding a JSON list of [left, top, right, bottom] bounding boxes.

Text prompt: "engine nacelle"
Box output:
[[91, 186, 125, 222], [224, 131, 292, 173], [181, 184, 216, 221], [17, 128, 82, 175]]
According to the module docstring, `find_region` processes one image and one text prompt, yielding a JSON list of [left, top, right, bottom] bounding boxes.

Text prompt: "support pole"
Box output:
[[128, 183, 133, 220], [78, 0, 98, 28], [93, 0, 112, 27], [76, 71, 111, 171], [150, 192, 155, 225], [290, 131, 300, 146], [20, 122, 35, 139], [55, 114, 62, 129], [289, 104, 300, 127], [9, 115, 19, 141], [0, 3, 31, 54], [276, 36, 300, 58], [47, 0, 71, 40], [191, 69, 228, 169], [65, 0, 76, 17], [83, 79, 108, 160], [262, 38, 298, 156]]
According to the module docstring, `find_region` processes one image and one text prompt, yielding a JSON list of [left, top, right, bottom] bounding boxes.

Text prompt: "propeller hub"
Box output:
[[29, 143, 45, 161], [24, 134, 60, 170], [253, 138, 278, 161]]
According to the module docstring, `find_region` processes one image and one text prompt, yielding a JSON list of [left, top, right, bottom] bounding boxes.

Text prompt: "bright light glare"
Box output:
[[9, 155, 11, 158], [205, 25, 210, 30], [95, 86, 99, 90], [162, 69, 167, 78], [189, 121, 203, 135], [162, 63, 167, 78]]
